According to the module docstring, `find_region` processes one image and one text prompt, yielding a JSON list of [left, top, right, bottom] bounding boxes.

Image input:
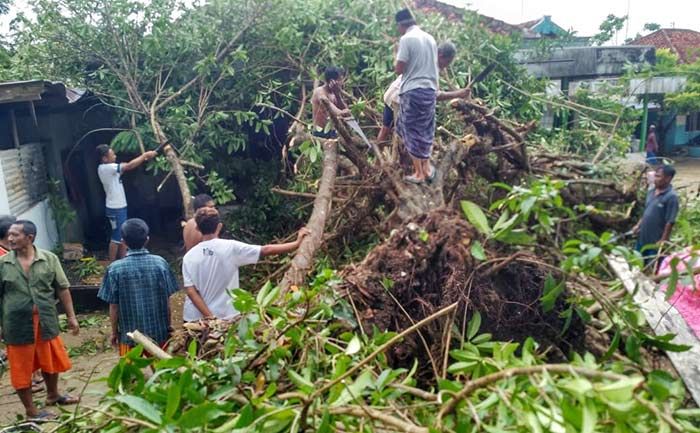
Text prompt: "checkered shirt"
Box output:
[[98, 249, 180, 345]]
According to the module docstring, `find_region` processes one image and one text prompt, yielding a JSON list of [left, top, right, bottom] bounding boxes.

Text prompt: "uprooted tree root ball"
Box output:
[[343, 208, 583, 384]]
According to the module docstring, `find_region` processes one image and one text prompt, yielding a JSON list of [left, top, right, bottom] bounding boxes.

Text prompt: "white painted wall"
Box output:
[[17, 199, 59, 250], [0, 158, 58, 250]]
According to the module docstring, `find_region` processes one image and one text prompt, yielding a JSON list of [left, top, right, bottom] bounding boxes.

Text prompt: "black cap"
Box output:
[[395, 8, 414, 24]]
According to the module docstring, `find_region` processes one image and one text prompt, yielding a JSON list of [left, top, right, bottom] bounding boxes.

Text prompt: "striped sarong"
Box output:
[[397, 88, 437, 160]]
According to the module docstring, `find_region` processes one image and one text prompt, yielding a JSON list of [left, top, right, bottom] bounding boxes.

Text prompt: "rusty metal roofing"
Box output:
[[0, 80, 86, 106]]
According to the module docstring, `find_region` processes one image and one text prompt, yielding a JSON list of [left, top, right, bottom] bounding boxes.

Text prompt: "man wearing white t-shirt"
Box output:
[[182, 207, 310, 321], [96, 145, 157, 261]]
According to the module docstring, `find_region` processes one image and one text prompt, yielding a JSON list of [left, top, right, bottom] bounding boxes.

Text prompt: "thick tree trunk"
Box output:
[[149, 111, 194, 219], [279, 139, 339, 291]]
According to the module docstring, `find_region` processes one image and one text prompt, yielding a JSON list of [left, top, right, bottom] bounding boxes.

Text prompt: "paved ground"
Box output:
[[668, 157, 700, 193], [0, 314, 118, 430], [627, 152, 700, 193]]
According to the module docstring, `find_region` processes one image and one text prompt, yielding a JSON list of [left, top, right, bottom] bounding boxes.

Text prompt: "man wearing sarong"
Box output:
[[311, 66, 351, 139], [0, 220, 80, 420], [394, 8, 440, 184], [377, 41, 468, 144]]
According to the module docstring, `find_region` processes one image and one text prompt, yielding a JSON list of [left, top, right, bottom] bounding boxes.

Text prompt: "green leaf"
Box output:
[[317, 409, 332, 433], [520, 196, 537, 215], [540, 274, 564, 312], [178, 402, 226, 429], [232, 289, 257, 313], [447, 361, 478, 374], [345, 335, 361, 355], [467, 312, 482, 340], [331, 370, 373, 406], [595, 376, 643, 402], [559, 378, 593, 398], [582, 400, 598, 433], [495, 229, 535, 245], [165, 375, 182, 420], [602, 329, 621, 361], [664, 257, 680, 300], [418, 229, 429, 243], [647, 370, 678, 401], [114, 395, 163, 425], [234, 404, 254, 428], [625, 334, 642, 363], [288, 370, 314, 394], [460, 200, 491, 235], [470, 241, 486, 261]]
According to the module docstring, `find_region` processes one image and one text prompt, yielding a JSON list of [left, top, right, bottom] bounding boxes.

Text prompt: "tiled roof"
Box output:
[[412, 0, 523, 35], [629, 29, 700, 63]]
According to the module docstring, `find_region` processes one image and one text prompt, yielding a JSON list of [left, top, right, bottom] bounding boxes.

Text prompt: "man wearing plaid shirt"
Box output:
[[98, 218, 180, 355]]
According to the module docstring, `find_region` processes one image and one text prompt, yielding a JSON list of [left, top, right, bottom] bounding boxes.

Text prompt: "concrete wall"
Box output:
[[17, 199, 59, 250], [516, 46, 656, 80], [664, 113, 700, 147]]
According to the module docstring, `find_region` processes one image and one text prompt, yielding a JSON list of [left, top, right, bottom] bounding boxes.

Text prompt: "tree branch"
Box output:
[[279, 139, 339, 292]]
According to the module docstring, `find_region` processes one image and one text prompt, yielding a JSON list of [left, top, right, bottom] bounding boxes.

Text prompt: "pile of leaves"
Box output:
[[53, 271, 700, 432]]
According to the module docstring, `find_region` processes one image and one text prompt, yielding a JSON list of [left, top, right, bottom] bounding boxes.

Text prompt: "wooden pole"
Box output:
[[9, 109, 20, 148]]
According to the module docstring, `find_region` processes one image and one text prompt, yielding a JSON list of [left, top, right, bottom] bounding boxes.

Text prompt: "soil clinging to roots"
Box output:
[[343, 208, 583, 384]]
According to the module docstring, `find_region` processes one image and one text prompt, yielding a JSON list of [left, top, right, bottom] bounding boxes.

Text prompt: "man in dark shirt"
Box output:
[[99, 218, 179, 354], [633, 164, 679, 265], [99, 218, 180, 355]]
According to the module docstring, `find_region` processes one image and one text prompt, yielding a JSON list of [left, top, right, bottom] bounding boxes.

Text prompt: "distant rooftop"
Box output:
[[629, 29, 700, 63], [413, 0, 587, 44]]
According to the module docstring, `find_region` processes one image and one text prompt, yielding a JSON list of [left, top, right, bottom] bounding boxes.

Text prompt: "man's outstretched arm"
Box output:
[[260, 228, 311, 257], [121, 150, 158, 172]]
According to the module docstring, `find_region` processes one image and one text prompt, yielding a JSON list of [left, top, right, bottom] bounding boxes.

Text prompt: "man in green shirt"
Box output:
[[0, 220, 80, 420]]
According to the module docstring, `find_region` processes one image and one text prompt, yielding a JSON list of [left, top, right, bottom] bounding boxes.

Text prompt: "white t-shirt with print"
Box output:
[[98, 163, 127, 209], [182, 238, 262, 322]]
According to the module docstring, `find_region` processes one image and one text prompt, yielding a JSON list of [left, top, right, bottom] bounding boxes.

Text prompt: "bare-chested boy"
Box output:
[[310, 66, 351, 138]]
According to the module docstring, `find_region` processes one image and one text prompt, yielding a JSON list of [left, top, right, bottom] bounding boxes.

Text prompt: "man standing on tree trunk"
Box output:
[[96, 145, 157, 262], [0, 220, 80, 420], [394, 8, 439, 184], [377, 41, 468, 144]]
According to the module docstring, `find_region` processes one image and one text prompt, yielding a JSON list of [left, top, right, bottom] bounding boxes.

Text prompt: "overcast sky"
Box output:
[[3, 0, 700, 41]]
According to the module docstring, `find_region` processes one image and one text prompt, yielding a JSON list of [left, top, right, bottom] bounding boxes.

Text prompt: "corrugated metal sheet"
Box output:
[[0, 143, 48, 215]]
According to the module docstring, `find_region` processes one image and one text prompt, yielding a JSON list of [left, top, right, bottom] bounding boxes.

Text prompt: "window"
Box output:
[[686, 112, 700, 132], [0, 143, 49, 214]]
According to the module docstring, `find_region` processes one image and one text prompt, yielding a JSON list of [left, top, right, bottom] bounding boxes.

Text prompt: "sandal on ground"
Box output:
[[403, 175, 425, 185], [426, 165, 437, 183], [31, 381, 44, 393], [46, 394, 80, 406], [28, 410, 57, 422]]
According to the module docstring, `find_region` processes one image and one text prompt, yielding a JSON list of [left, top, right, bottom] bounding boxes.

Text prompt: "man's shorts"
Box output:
[[383, 105, 395, 128], [105, 207, 128, 244]]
